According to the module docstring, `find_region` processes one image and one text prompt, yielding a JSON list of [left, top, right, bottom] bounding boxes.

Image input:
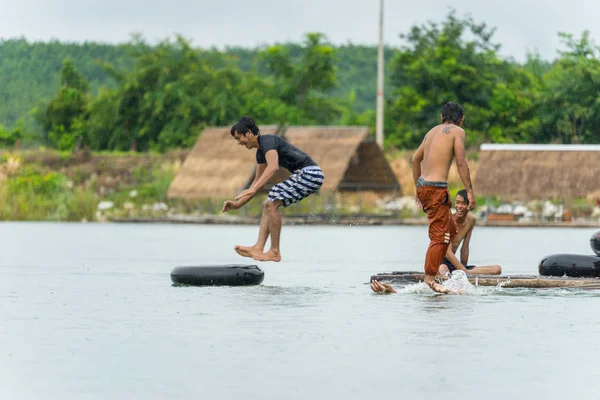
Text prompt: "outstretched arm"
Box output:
[[411, 138, 427, 208], [453, 130, 476, 209], [250, 163, 267, 188], [232, 150, 279, 204], [233, 163, 267, 208], [248, 150, 279, 192], [411, 138, 426, 185], [222, 156, 275, 213], [460, 226, 473, 265], [445, 247, 468, 273]]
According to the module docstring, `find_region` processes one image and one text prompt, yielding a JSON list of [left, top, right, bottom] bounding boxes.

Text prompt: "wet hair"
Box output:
[[230, 116, 260, 137], [456, 189, 469, 204], [441, 102, 464, 124]]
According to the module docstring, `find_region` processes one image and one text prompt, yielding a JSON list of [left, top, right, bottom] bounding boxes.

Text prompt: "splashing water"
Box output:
[[443, 270, 474, 294], [383, 270, 600, 297], [397, 270, 479, 295]]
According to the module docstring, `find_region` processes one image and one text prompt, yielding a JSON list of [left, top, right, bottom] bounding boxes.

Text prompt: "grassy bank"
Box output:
[[0, 148, 427, 221], [1, 148, 598, 222], [0, 149, 189, 221]]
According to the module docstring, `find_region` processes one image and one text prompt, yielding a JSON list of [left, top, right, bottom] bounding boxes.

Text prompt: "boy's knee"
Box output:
[[438, 265, 450, 277], [425, 264, 440, 276], [263, 200, 279, 211]]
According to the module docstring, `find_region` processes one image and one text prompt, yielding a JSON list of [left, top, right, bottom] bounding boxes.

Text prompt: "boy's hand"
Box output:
[[370, 280, 397, 294], [467, 190, 476, 210], [221, 200, 239, 213]]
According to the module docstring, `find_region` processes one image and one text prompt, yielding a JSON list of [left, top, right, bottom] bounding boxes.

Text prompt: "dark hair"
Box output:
[[441, 102, 464, 124], [230, 116, 260, 137], [456, 189, 469, 204]]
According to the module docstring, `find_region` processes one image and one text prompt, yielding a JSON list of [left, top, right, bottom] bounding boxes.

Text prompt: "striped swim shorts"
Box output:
[[267, 166, 324, 207]]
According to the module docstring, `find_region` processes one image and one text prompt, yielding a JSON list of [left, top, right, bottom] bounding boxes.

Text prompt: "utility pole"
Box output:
[[376, 0, 384, 149]]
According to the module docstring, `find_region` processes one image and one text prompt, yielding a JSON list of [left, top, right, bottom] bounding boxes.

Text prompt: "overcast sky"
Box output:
[[1, 0, 596, 62]]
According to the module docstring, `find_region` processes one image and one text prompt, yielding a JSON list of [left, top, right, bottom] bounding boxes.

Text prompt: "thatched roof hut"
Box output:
[[476, 144, 600, 200], [166, 125, 280, 199], [272, 126, 400, 192], [167, 125, 401, 200]]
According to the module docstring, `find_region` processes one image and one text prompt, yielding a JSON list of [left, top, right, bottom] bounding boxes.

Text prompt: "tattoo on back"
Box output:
[[442, 124, 454, 134]]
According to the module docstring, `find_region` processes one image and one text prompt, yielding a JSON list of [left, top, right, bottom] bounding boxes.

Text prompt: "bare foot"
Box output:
[[253, 249, 281, 262], [428, 281, 459, 295], [234, 245, 262, 258]]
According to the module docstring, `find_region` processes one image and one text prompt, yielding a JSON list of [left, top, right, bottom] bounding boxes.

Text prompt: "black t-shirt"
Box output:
[[256, 135, 317, 172]]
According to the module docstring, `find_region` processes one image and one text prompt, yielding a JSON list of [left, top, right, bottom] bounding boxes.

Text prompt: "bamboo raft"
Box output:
[[370, 271, 600, 289]]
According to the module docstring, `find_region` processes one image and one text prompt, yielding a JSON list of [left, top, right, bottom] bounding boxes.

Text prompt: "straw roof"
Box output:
[[476, 144, 600, 200], [339, 140, 401, 191], [265, 126, 400, 192], [286, 126, 373, 191], [166, 125, 279, 199]]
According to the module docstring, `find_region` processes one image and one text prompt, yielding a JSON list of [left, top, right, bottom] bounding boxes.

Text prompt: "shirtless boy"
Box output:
[[438, 189, 502, 277], [409, 102, 475, 294]]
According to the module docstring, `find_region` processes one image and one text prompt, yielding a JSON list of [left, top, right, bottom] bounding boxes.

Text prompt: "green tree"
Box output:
[[90, 36, 292, 151], [259, 33, 341, 124], [487, 63, 542, 143], [0, 38, 132, 139], [385, 12, 531, 148], [36, 59, 91, 150], [537, 31, 600, 144], [0, 123, 23, 147]]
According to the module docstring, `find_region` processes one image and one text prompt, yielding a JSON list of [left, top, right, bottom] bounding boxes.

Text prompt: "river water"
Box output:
[[1, 222, 599, 399]]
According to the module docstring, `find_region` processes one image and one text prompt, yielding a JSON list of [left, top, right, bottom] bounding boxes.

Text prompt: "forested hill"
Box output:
[[0, 39, 133, 128], [3, 15, 597, 151], [0, 38, 393, 130]]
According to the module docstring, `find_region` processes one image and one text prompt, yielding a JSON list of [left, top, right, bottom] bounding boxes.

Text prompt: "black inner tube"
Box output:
[[539, 254, 600, 277], [171, 265, 264, 286]]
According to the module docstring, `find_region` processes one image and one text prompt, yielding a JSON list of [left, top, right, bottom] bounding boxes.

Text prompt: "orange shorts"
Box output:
[[416, 185, 457, 276]]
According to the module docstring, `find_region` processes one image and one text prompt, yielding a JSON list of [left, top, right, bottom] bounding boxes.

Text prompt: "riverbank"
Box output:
[[2, 148, 599, 224], [112, 214, 600, 228]]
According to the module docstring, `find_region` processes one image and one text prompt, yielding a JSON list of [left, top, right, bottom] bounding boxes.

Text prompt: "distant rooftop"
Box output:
[[480, 144, 600, 151]]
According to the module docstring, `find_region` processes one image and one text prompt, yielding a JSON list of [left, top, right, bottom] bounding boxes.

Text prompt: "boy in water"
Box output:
[[438, 189, 502, 277], [222, 117, 324, 262]]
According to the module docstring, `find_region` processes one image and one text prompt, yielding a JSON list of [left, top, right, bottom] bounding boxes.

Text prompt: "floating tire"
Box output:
[[538, 254, 600, 278], [591, 230, 600, 256], [171, 265, 264, 286]]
